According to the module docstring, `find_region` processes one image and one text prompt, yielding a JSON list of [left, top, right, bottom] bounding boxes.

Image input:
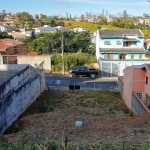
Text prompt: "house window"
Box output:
[[124, 42, 131, 47], [146, 76, 148, 85], [139, 54, 142, 59], [104, 41, 111, 45], [116, 41, 121, 45], [120, 54, 126, 60], [104, 54, 114, 60], [131, 54, 134, 59]]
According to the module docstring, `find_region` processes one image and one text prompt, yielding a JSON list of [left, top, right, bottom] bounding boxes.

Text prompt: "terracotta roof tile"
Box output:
[[0, 38, 24, 52]]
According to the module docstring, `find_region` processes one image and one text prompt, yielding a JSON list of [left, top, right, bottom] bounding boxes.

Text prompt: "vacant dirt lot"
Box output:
[[2, 90, 150, 149]]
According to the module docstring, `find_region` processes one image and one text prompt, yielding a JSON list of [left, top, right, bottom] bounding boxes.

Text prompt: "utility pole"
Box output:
[[61, 28, 65, 75]]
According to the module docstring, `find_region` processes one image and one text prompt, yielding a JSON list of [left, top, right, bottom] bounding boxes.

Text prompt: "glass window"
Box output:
[[124, 42, 131, 47], [146, 76, 148, 85], [116, 41, 121, 45], [131, 54, 134, 59], [104, 41, 111, 45], [139, 54, 142, 59]]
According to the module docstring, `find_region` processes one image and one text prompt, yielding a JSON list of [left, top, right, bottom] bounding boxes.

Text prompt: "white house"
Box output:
[[73, 27, 87, 33], [55, 26, 70, 31], [34, 25, 56, 34], [96, 29, 150, 77], [0, 23, 12, 32]]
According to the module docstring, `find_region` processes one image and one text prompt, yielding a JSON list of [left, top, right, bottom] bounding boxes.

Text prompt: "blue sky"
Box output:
[[1, 0, 150, 17]]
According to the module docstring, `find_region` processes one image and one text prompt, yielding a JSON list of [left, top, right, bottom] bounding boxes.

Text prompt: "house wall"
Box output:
[[0, 55, 51, 73], [99, 37, 143, 48], [144, 71, 150, 97], [118, 76, 124, 98], [35, 25, 56, 34], [131, 92, 150, 114], [100, 53, 146, 60], [123, 67, 133, 110], [0, 65, 46, 133], [132, 68, 146, 92], [96, 30, 100, 59]]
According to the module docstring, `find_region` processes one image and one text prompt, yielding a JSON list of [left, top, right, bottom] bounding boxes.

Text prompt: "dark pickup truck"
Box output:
[[69, 66, 99, 79]]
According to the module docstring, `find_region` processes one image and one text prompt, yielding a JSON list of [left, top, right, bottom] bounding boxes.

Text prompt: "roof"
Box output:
[[145, 39, 150, 44], [28, 52, 38, 56], [128, 64, 150, 75], [99, 47, 146, 53], [0, 38, 24, 51], [98, 29, 144, 38]]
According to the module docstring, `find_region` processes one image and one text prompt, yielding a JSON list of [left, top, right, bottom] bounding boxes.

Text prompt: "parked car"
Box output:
[[69, 66, 99, 79]]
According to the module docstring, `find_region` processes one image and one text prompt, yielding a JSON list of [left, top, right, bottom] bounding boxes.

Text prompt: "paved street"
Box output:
[[45, 73, 118, 90]]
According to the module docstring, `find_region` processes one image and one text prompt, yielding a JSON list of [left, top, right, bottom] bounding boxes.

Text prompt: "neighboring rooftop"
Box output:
[[98, 29, 144, 38], [0, 38, 24, 51]]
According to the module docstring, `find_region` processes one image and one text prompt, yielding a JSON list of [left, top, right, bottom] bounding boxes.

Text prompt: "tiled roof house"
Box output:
[[0, 38, 28, 55]]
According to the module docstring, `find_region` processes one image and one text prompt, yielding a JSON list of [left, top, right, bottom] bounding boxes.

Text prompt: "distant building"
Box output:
[[96, 29, 150, 77], [55, 26, 70, 31], [34, 25, 56, 34], [0, 22, 12, 32], [0, 38, 28, 55], [73, 27, 87, 33]]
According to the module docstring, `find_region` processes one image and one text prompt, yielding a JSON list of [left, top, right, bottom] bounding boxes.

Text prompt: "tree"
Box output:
[[0, 31, 13, 39], [97, 26, 101, 29], [27, 31, 92, 54], [122, 10, 128, 20], [16, 12, 35, 28]]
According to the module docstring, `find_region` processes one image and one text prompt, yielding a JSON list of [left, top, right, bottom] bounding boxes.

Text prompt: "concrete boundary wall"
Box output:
[[17, 55, 51, 73], [0, 55, 51, 73], [131, 92, 150, 114], [0, 65, 46, 133], [118, 76, 124, 98]]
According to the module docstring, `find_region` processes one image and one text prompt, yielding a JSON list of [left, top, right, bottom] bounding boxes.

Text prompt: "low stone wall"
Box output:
[[0, 65, 46, 133]]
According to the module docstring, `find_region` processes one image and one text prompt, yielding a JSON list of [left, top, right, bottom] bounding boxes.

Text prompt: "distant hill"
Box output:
[[61, 20, 150, 38]]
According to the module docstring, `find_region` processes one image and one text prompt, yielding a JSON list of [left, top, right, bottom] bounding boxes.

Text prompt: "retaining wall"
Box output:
[[131, 92, 150, 115], [0, 65, 46, 133]]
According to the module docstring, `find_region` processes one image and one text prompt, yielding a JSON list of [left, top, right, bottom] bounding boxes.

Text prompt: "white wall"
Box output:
[[0, 64, 46, 133], [0, 55, 51, 73]]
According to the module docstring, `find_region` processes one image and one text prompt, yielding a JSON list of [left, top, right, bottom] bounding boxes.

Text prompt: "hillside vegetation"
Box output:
[[62, 20, 150, 38], [63, 20, 121, 32]]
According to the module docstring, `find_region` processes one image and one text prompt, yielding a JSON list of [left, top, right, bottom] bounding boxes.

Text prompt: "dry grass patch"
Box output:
[[2, 90, 150, 149]]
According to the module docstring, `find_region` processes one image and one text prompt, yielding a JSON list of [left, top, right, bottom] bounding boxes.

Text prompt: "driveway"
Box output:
[[45, 73, 118, 91]]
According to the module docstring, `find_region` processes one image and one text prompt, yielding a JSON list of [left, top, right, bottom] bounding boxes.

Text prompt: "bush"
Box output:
[[51, 52, 97, 72]]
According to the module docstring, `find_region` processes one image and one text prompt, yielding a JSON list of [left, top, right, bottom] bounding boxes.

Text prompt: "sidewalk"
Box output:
[[46, 72, 118, 80]]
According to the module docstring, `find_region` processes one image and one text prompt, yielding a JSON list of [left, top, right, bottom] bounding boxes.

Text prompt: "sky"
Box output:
[[1, 0, 150, 18]]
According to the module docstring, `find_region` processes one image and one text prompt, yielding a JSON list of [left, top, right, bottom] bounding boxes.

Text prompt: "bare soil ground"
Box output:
[[2, 90, 150, 149]]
